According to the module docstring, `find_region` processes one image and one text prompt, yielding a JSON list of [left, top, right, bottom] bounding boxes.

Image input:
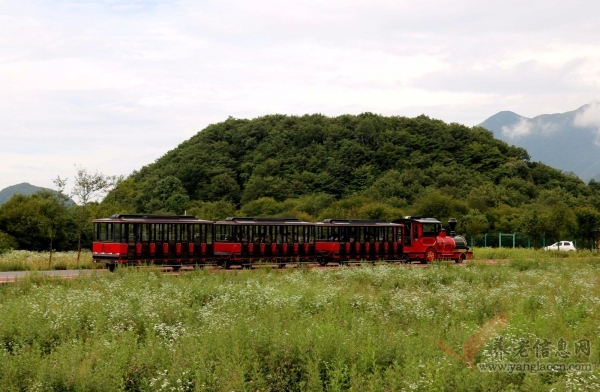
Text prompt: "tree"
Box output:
[[520, 208, 545, 248], [574, 207, 600, 250], [461, 209, 489, 238], [0, 231, 17, 254], [544, 202, 577, 245], [187, 200, 237, 221], [70, 166, 116, 263], [38, 176, 69, 265], [411, 188, 469, 223], [0, 190, 74, 253]]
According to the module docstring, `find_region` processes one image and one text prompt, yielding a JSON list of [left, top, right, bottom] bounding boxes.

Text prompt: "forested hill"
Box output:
[[107, 113, 600, 243]]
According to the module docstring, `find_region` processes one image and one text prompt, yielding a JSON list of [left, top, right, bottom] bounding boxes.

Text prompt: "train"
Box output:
[[92, 214, 472, 271]]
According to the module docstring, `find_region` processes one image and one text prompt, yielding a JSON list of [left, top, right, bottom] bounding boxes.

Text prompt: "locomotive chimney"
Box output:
[[448, 218, 457, 236]]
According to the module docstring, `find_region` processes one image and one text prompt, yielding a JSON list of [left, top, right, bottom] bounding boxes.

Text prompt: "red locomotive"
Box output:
[[392, 217, 472, 263], [92, 214, 471, 270]]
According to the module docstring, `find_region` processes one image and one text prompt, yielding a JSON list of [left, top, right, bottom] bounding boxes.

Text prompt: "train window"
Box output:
[[413, 224, 418, 240], [180, 224, 186, 242], [148, 223, 156, 242], [265, 226, 272, 244], [316, 227, 325, 241], [172, 224, 178, 242], [241, 226, 248, 243], [99, 223, 107, 241], [287, 226, 293, 244], [206, 225, 213, 244], [363, 227, 374, 243], [348, 227, 356, 243], [94, 223, 99, 241], [404, 224, 411, 245], [165, 224, 173, 242], [339, 227, 347, 242], [127, 224, 134, 243], [215, 225, 224, 241], [157, 224, 163, 241], [193, 224, 199, 242], [251, 225, 260, 243], [422, 223, 441, 236], [112, 224, 121, 242]]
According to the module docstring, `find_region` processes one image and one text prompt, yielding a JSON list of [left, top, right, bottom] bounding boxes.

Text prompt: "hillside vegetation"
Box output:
[[3, 113, 600, 253], [105, 113, 600, 248]]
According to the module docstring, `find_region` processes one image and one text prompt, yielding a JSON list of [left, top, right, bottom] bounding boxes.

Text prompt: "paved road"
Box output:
[[0, 269, 106, 283]]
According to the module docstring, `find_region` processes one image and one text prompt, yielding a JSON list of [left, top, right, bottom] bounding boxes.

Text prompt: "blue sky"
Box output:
[[2, 0, 600, 195]]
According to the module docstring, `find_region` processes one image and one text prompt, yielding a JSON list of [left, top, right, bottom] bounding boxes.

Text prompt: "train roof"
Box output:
[[317, 219, 401, 226], [392, 216, 442, 224], [215, 217, 313, 225], [93, 214, 213, 224]]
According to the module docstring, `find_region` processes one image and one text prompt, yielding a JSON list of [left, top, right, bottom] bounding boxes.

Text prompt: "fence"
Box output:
[[466, 232, 579, 249]]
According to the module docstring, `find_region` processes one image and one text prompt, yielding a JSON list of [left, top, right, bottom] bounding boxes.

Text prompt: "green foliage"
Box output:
[[574, 207, 600, 250], [187, 200, 237, 221], [92, 113, 600, 244], [0, 231, 17, 254], [411, 188, 469, 223], [461, 209, 489, 238], [0, 192, 76, 251], [519, 208, 545, 248], [115, 113, 569, 211]]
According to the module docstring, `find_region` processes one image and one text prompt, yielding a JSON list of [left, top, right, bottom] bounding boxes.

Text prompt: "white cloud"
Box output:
[[574, 102, 600, 145], [2, 0, 600, 192], [501, 117, 561, 139], [502, 118, 534, 139]]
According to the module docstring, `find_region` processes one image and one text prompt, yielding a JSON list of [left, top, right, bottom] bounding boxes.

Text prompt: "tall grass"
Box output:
[[471, 246, 600, 260], [0, 259, 599, 390], [0, 250, 99, 271]]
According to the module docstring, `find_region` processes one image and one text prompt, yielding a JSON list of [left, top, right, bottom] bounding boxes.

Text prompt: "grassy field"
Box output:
[[471, 247, 600, 261], [1, 257, 599, 391], [0, 250, 98, 272], [1, 247, 597, 273]]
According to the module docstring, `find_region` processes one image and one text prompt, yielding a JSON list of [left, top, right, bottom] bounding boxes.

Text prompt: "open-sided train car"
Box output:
[[392, 216, 472, 263], [92, 214, 213, 271], [314, 219, 403, 264], [212, 217, 314, 268]]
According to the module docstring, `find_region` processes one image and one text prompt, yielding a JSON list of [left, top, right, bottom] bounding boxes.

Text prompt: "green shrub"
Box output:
[[0, 230, 17, 254]]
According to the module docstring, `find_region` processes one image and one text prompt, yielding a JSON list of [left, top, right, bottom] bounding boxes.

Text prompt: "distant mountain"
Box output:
[[0, 183, 74, 205], [479, 104, 600, 181]]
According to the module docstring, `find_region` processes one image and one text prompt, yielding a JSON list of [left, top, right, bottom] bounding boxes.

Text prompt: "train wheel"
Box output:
[[108, 264, 116, 272], [425, 248, 436, 263], [455, 253, 466, 264], [172, 266, 181, 272], [318, 259, 327, 266], [224, 260, 231, 269], [242, 264, 251, 270]]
